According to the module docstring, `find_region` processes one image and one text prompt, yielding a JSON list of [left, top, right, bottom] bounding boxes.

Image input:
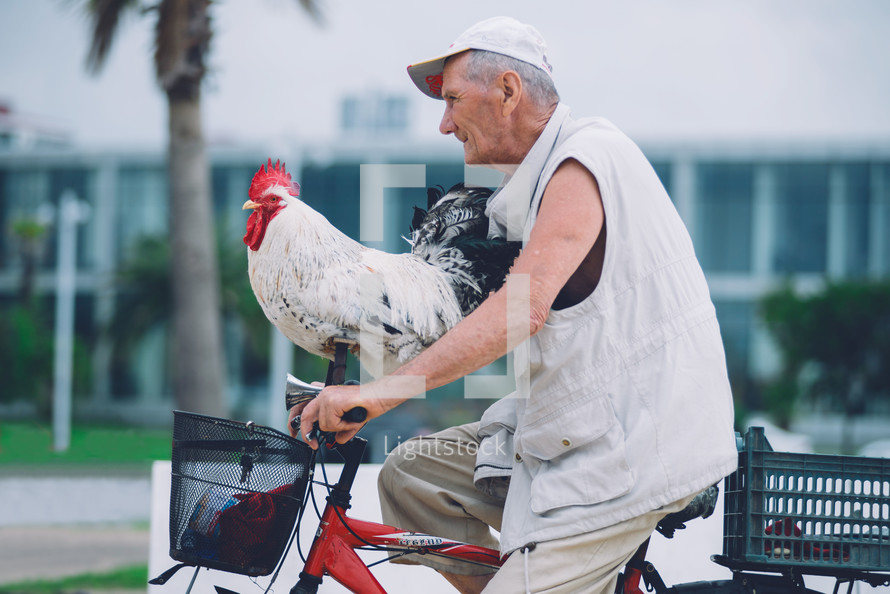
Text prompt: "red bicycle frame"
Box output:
[[292, 436, 503, 593]]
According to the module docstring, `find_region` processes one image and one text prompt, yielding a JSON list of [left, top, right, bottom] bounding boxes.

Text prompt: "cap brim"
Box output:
[[407, 47, 469, 99]]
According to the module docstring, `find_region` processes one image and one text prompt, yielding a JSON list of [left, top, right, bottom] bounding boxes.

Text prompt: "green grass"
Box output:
[[0, 564, 148, 593], [0, 422, 171, 469]]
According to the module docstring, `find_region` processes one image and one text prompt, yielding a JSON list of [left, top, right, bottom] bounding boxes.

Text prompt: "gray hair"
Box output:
[[464, 50, 560, 108]]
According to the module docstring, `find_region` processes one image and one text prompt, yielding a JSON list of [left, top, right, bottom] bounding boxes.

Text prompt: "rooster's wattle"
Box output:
[[243, 159, 519, 377]]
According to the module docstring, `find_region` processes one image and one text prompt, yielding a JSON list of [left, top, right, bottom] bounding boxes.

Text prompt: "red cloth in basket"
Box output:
[[217, 484, 294, 569]]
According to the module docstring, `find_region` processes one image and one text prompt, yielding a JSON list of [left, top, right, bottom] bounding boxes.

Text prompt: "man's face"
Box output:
[[438, 52, 506, 165]]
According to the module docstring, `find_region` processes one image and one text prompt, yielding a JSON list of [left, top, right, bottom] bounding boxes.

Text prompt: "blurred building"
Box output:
[[0, 101, 71, 151], [1, 103, 889, 436], [340, 93, 411, 139]]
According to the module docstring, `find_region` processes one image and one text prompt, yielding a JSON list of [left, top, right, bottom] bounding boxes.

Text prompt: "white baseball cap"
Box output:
[[407, 16, 553, 99]]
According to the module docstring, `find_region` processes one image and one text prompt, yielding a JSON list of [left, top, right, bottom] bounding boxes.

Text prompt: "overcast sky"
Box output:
[[2, 0, 889, 150]]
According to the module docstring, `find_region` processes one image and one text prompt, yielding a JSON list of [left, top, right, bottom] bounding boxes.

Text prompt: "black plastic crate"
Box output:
[[168, 411, 314, 576], [723, 426, 890, 574]]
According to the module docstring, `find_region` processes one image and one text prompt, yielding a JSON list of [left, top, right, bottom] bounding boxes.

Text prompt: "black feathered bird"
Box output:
[[410, 183, 520, 316]]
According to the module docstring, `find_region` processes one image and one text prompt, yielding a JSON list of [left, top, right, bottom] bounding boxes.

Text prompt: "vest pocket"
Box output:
[[516, 395, 633, 514]]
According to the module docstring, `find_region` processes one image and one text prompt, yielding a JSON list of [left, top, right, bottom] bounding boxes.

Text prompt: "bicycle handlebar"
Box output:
[[341, 407, 367, 423]]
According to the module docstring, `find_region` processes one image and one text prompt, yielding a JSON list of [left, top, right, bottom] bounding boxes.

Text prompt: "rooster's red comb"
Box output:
[[250, 158, 301, 198]]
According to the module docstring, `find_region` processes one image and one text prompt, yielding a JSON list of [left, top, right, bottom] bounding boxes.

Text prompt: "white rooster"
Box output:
[[242, 159, 519, 377]]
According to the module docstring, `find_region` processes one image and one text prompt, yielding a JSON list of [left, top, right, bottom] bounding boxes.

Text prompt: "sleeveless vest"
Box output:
[[477, 104, 738, 554]]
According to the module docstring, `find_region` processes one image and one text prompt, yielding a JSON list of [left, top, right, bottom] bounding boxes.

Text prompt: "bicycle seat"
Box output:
[[655, 484, 718, 538]]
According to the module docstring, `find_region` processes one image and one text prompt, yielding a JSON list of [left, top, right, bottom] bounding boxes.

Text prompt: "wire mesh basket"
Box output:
[[723, 426, 890, 575], [168, 410, 314, 576]]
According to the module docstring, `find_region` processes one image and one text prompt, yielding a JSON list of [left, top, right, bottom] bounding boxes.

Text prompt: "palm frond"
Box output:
[[84, 0, 140, 73], [296, 0, 325, 25]]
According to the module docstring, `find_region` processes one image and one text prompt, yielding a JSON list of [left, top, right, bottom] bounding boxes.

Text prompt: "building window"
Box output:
[[213, 165, 258, 239], [384, 96, 409, 132], [1, 169, 50, 271], [772, 163, 829, 274], [713, 298, 753, 403], [340, 94, 410, 136], [116, 166, 167, 263], [881, 163, 890, 275], [843, 162, 870, 277], [696, 162, 754, 273]]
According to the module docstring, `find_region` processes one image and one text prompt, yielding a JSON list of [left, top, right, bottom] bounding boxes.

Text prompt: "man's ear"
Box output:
[[499, 70, 522, 116]]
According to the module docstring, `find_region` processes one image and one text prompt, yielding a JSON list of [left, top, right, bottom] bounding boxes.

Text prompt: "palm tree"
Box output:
[[83, 0, 321, 415]]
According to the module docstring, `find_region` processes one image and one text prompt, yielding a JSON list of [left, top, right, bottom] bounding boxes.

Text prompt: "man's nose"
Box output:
[[439, 108, 455, 135]]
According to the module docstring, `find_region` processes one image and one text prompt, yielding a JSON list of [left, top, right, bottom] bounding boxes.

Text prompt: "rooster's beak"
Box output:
[[242, 200, 260, 210]]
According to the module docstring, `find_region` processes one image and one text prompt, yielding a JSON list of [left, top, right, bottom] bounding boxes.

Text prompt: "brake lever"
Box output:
[[291, 414, 366, 449], [309, 422, 329, 448], [293, 420, 337, 451]]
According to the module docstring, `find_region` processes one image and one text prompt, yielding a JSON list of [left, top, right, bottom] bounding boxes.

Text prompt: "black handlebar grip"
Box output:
[[342, 407, 367, 424]]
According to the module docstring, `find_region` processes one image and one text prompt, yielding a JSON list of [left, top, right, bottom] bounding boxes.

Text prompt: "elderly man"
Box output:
[[294, 16, 737, 593]]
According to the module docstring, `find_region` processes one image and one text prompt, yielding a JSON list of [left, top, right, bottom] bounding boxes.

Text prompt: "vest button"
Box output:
[[514, 453, 522, 462], [561, 438, 572, 447]]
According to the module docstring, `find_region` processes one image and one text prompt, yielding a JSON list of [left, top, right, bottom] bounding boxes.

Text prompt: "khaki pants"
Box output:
[[377, 423, 694, 593]]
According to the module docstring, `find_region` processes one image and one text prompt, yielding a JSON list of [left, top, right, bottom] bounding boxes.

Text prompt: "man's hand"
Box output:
[[298, 384, 372, 449], [287, 380, 325, 440]]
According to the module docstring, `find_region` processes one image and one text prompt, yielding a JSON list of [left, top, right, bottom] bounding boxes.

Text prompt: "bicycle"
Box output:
[[151, 356, 890, 594]]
